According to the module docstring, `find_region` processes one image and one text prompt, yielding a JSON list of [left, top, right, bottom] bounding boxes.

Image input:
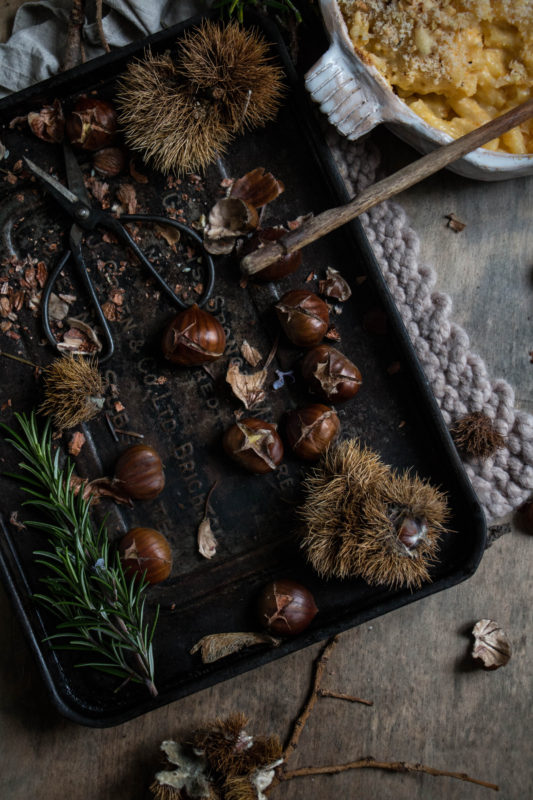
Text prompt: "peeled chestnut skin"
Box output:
[[275, 289, 329, 347], [66, 97, 117, 150], [223, 418, 283, 474], [245, 227, 302, 282], [285, 404, 340, 461], [162, 304, 226, 366], [119, 527, 172, 585], [258, 579, 318, 636], [115, 444, 165, 500], [301, 344, 362, 403]]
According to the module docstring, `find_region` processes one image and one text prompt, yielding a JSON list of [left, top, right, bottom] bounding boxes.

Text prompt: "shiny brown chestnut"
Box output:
[[114, 444, 165, 500], [246, 227, 302, 282], [119, 527, 172, 585], [258, 579, 318, 636], [162, 304, 226, 366], [223, 418, 283, 474], [93, 146, 126, 177], [285, 404, 340, 461], [275, 290, 329, 347], [66, 97, 118, 150], [301, 344, 362, 403]]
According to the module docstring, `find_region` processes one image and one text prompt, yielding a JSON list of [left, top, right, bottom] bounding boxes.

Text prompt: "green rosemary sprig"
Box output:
[[1, 412, 158, 697], [215, 0, 302, 24]]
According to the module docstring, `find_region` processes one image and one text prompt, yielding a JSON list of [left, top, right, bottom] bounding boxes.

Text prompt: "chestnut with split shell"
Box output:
[[301, 344, 362, 403], [162, 304, 226, 366], [285, 403, 340, 461], [275, 290, 329, 348], [66, 97, 118, 150], [223, 418, 283, 474], [258, 579, 318, 636], [119, 527, 172, 585]]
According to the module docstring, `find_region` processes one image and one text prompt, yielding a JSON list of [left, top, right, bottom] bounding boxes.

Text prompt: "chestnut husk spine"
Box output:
[[223, 418, 283, 474], [258, 579, 318, 636], [275, 289, 329, 347], [301, 344, 362, 403], [162, 304, 226, 366], [119, 527, 172, 584], [285, 404, 340, 461], [114, 444, 165, 500]]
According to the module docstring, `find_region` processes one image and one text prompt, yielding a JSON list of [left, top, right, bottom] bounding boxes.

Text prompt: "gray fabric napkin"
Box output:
[[0, 0, 212, 97]]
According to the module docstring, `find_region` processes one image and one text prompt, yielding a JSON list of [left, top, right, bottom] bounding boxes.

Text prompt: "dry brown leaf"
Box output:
[[226, 362, 267, 409], [230, 167, 284, 208], [155, 223, 181, 248], [472, 619, 511, 670], [240, 340, 262, 368], [198, 519, 217, 559], [68, 431, 86, 456], [190, 632, 281, 664]]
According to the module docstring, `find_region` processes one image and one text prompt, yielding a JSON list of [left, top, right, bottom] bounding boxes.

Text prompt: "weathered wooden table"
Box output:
[[0, 7, 532, 800]]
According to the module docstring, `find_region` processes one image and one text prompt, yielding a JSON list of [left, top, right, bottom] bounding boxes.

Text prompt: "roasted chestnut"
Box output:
[[246, 227, 302, 282], [114, 444, 165, 500], [223, 418, 283, 474], [119, 527, 172, 584], [301, 345, 362, 403], [66, 97, 118, 150], [93, 146, 126, 177], [258, 579, 318, 636], [275, 290, 329, 347], [162, 304, 226, 366], [285, 404, 340, 461]]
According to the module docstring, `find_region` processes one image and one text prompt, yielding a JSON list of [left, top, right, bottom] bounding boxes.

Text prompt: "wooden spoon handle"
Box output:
[[240, 97, 533, 276]]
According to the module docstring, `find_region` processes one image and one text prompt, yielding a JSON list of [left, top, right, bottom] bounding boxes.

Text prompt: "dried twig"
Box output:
[[279, 759, 499, 791], [0, 350, 39, 369], [318, 688, 373, 706], [95, 0, 110, 52], [62, 0, 86, 71]]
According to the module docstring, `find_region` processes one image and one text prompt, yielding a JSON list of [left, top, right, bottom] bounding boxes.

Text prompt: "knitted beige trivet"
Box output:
[[327, 129, 533, 525]]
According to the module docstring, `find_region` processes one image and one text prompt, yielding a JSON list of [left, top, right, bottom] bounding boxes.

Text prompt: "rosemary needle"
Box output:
[[1, 411, 158, 697]]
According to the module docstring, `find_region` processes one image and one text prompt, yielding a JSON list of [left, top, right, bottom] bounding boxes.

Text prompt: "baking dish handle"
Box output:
[[305, 39, 385, 140]]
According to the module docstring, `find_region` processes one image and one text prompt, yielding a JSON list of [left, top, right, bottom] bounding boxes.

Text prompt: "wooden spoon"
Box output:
[[240, 98, 533, 276]]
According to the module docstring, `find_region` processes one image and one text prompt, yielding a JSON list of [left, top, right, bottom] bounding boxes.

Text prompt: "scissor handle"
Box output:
[[42, 246, 115, 364], [105, 214, 216, 309]]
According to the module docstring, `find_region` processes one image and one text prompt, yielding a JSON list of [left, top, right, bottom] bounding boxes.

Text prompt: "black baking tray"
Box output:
[[0, 12, 486, 727]]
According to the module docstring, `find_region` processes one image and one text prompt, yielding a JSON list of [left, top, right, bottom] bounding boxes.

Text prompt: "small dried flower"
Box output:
[[472, 619, 511, 670], [451, 411, 505, 458]]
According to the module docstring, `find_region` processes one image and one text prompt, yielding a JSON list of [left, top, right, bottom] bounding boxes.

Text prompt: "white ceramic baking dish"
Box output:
[[305, 0, 533, 181]]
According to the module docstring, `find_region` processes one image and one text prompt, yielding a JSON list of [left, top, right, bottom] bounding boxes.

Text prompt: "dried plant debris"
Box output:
[[451, 411, 505, 458], [57, 317, 103, 355], [117, 22, 284, 174], [240, 340, 262, 368], [445, 213, 466, 232], [150, 714, 283, 800], [230, 168, 284, 208], [40, 355, 105, 430], [318, 267, 352, 302], [68, 431, 86, 456], [226, 362, 268, 410], [26, 99, 65, 143], [198, 482, 218, 560], [300, 440, 450, 589], [472, 619, 511, 670], [190, 632, 281, 664], [204, 197, 259, 255]]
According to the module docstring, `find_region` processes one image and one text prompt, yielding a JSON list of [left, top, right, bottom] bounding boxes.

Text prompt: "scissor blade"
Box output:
[[24, 156, 81, 215], [63, 143, 92, 207]]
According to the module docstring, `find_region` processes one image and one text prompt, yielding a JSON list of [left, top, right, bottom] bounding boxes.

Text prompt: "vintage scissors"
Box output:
[[23, 145, 215, 363]]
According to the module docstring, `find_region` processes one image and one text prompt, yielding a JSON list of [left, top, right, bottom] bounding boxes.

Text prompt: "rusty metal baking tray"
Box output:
[[0, 12, 485, 727]]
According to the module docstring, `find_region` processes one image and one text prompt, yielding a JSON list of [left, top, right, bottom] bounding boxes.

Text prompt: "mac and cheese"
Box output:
[[339, 0, 533, 154]]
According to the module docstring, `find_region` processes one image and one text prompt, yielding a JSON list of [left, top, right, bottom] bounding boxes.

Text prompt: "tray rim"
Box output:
[[0, 10, 486, 728]]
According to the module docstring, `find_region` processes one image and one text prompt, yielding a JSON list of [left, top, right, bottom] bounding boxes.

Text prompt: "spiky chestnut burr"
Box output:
[[451, 411, 505, 458], [116, 22, 284, 174], [352, 471, 450, 590], [299, 440, 391, 579], [39, 355, 105, 430], [300, 440, 450, 589]]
